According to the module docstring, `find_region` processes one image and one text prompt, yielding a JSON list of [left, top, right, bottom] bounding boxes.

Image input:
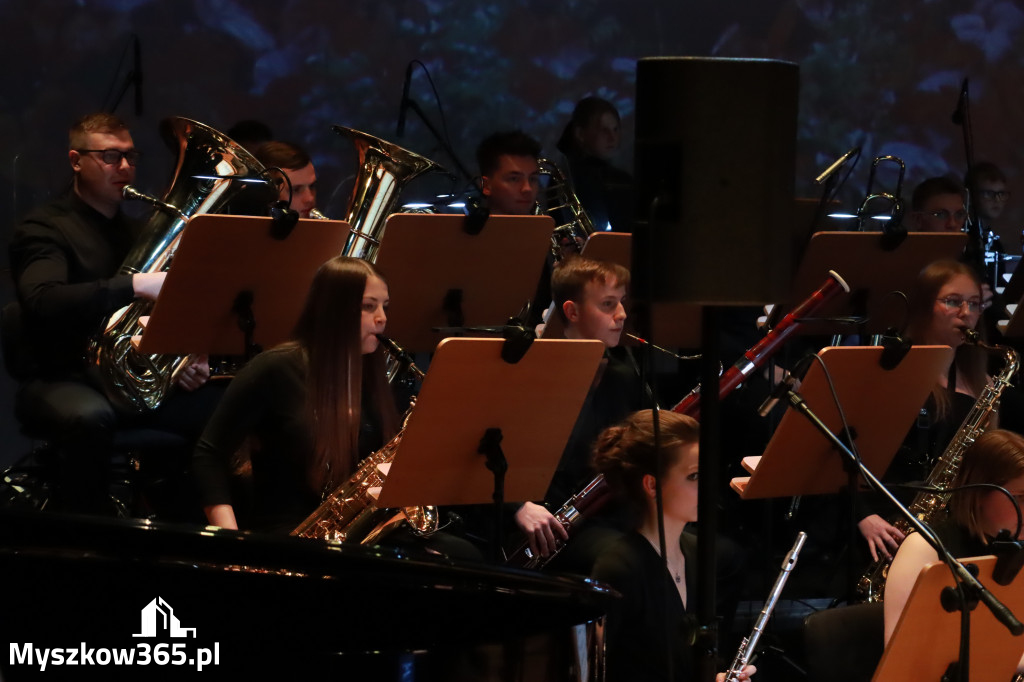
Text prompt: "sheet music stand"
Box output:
[[372, 213, 555, 352], [134, 214, 347, 355], [539, 232, 702, 347], [731, 345, 952, 498], [873, 555, 1024, 682], [374, 337, 605, 556], [788, 232, 967, 336], [998, 297, 1024, 339]]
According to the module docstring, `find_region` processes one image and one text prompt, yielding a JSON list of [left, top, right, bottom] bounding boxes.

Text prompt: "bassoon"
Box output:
[[505, 271, 849, 569]]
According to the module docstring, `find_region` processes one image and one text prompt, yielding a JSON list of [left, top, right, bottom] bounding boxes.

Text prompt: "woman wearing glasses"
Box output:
[[856, 259, 1024, 563]]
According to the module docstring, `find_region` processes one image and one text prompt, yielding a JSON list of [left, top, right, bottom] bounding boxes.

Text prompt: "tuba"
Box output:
[[538, 158, 596, 259], [856, 331, 1020, 602], [332, 125, 441, 263], [90, 117, 268, 412]]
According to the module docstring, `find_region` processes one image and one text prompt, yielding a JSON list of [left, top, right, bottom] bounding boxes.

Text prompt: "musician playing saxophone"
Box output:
[[253, 141, 319, 219], [884, 429, 1024, 675], [194, 256, 398, 531], [513, 256, 644, 568], [857, 260, 1024, 562], [9, 112, 215, 515], [591, 410, 757, 682]]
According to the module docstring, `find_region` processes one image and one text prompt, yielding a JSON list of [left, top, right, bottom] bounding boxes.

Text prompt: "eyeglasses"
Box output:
[[76, 148, 140, 167], [937, 296, 984, 313], [980, 190, 1011, 201], [920, 209, 967, 222]]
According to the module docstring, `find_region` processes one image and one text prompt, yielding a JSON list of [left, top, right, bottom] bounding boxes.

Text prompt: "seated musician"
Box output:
[[514, 256, 645, 569], [476, 130, 542, 216], [194, 256, 397, 532], [9, 112, 216, 514], [856, 260, 1024, 562], [909, 177, 967, 233], [253, 141, 319, 219], [556, 96, 633, 233], [883, 429, 1024, 674], [591, 409, 756, 682]]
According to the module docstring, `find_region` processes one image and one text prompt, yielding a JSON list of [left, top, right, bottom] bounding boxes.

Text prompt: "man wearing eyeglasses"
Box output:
[[909, 176, 968, 233], [8, 112, 213, 514]]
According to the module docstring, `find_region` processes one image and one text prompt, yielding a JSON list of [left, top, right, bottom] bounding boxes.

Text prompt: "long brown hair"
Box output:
[[948, 429, 1024, 540], [591, 410, 700, 519], [292, 256, 399, 493], [906, 259, 986, 418]]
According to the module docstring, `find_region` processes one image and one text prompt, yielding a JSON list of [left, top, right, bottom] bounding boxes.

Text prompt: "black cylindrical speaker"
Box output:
[[633, 57, 799, 305]]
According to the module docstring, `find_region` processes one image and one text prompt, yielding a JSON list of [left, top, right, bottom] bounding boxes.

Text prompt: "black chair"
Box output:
[[803, 602, 884, 682], [0, 301, 189, 517]]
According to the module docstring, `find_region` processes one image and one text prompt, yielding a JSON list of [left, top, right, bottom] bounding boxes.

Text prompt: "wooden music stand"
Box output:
[[540, 232, 702, 347], [788, 232, 968, 336], [376, 337, 606, 509], [998, 296, 1024, 339], [873, 555, 1024, 682], [372, 213, 555, 353], [731, 345, 952, 498], [134, 214, 347, 355]]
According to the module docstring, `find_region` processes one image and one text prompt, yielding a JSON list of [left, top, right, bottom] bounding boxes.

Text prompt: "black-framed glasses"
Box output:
[[980, 189, 1011, 201], [937, 296, 983, 313], [76, 148, 140, 166]]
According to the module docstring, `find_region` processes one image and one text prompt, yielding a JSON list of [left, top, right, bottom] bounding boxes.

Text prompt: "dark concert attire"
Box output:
[[563, 153, 634, 234], [9, 191, 222, 513], [592, 530, 697, 682], [192, 346, 385, 532]]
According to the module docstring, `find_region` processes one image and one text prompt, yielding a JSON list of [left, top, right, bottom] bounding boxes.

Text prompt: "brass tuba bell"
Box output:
[[332, 125, 441, 262], [90, 117, 268, 412]]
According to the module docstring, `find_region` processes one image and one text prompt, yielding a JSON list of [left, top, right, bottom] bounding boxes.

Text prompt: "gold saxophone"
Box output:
[[90, 117, 268, 412], [290, 338, 439, 544], [856, 331, 1020, 602]]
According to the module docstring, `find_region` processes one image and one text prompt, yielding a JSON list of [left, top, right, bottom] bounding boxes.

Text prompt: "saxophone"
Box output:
[[856, 331, 1020, 602], [290, 340, 438, 545]]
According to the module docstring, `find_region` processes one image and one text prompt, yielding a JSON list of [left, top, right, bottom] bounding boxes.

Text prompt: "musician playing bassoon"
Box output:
[[9, 112, 216, 514]]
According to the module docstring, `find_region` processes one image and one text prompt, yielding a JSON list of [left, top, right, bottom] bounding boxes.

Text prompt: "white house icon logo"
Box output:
[[132, 597, 197, 638]]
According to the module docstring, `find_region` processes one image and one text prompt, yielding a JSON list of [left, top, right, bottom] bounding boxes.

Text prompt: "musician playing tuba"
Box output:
[[252, 141, 320, 219], [9, 113, 217, 515]]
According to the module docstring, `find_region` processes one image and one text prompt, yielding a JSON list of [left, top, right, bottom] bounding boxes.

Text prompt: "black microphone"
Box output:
[[952, 77, 968, 125], [814, 145, 861, 185], [396, 61, 413, 138], [757, 353, 815, 417], [133, 34, 142, 116]]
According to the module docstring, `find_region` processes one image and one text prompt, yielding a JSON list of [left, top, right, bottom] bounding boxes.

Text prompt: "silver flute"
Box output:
[[724, 531, 808, 682]]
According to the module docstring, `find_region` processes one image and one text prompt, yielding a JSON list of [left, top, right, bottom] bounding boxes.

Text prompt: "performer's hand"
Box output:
[[981, 282, 994, 310], [514, 501, 569, 558], [857, 514, 905, 562], [132, 271, 166, 300], [716, 664, 757, 682], [175, 354, 211, 391]]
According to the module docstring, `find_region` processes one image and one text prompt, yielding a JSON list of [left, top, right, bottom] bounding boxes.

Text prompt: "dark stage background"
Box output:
[[1, 0, 1023, 462]]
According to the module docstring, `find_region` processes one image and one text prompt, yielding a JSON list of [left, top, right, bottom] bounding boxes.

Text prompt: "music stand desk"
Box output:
[[135, 214, 347, 355], [376, 337, 606, 508], [373, 213, 555, 353], [873, 555, 1024, 682], [731, 345, 953, 499], [789, 232, 967, 336]]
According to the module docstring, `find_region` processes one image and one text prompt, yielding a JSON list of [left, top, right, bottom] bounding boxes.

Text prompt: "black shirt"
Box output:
[[9, 191, 137, 376]]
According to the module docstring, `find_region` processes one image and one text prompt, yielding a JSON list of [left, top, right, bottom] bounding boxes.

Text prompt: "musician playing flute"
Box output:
[[9, 112, 215, 515], [591, 409, 756, 682]]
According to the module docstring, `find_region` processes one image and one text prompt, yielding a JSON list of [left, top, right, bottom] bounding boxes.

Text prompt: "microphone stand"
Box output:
[[952, 78, 988, 288], [778, 385, 1022, 682], [400, 98, 474, 185]]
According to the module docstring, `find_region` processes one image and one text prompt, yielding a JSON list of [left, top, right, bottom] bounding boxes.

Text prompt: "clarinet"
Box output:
[[724, 532, 808, 682]]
